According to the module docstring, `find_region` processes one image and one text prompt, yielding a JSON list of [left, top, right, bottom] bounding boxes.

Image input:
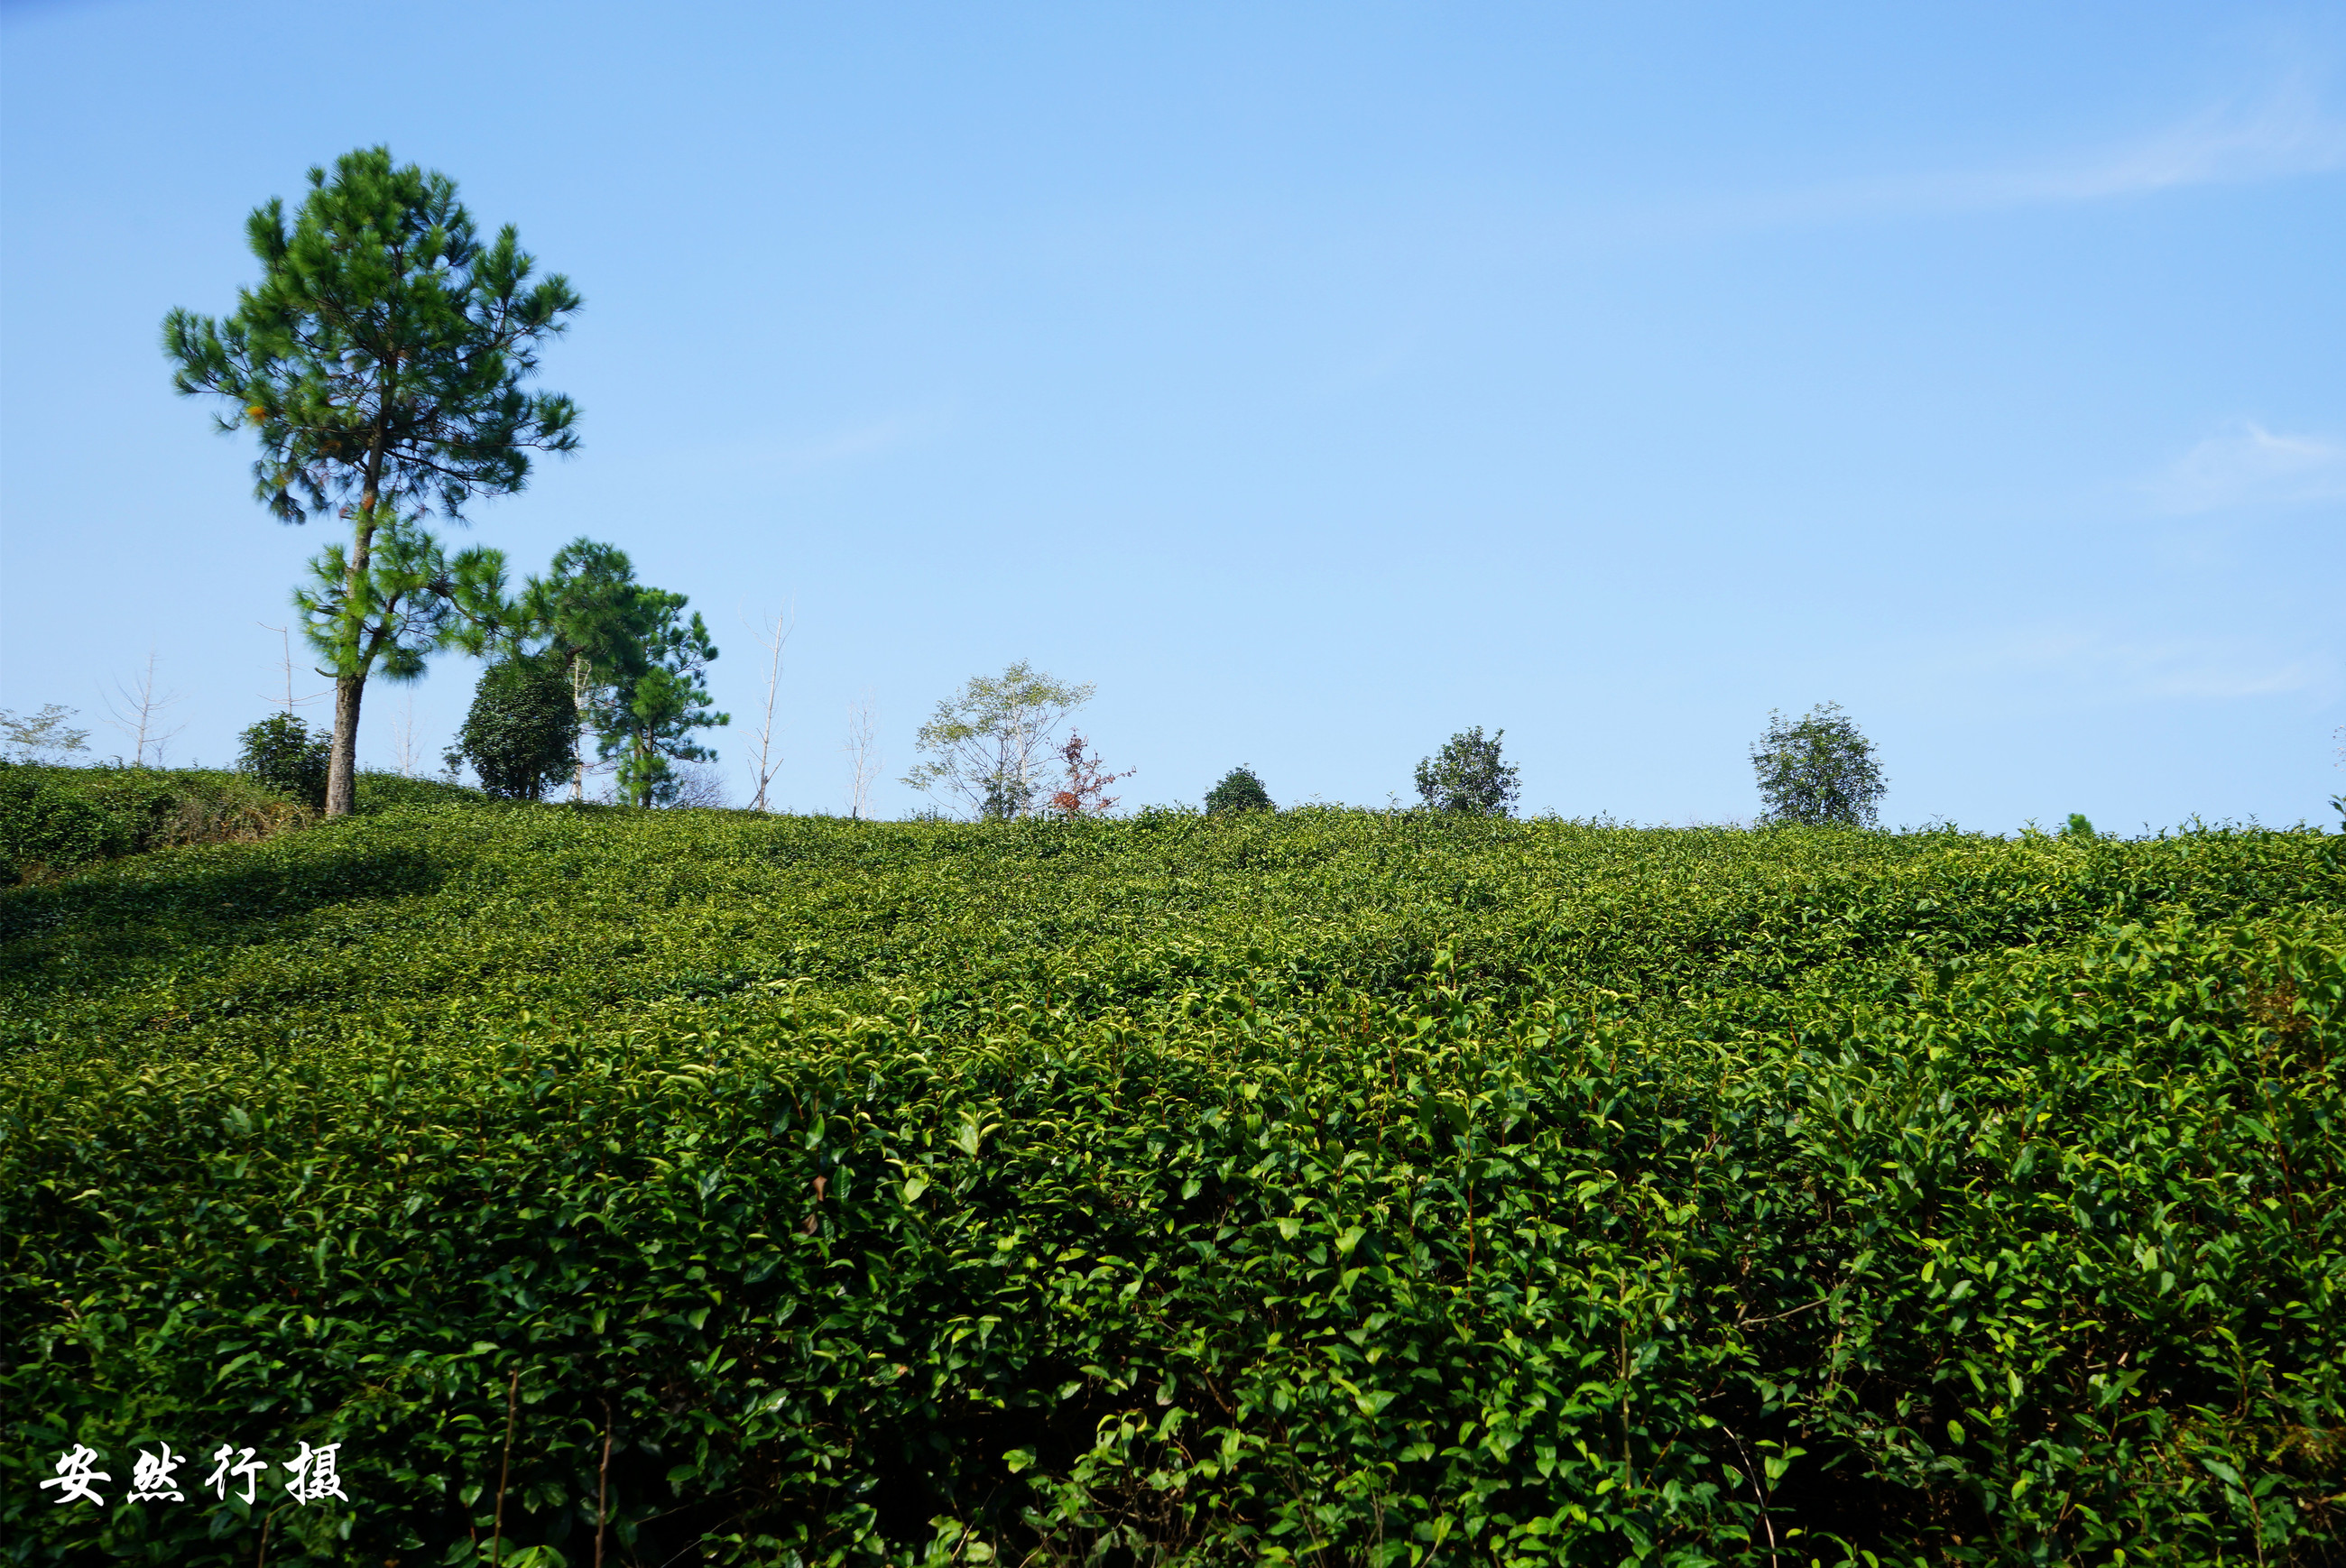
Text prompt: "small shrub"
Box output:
[[0, 766, 321, 883], [1205, 765, 1274, 816], [458, 654, 580, 801], [147, 773, 314, 849], [236, 713, 330, 807], [980, 773, 1034, 822], [353, 770, 485, 813]]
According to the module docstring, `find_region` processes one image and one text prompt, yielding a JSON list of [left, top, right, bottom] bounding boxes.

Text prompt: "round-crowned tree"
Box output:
[[1415, 728, 1519, 816], [236, 713, 330, 807], [1205, 766, 1274, 816], [458, 654, 580, 800], [1750, 702, 1886, 827]]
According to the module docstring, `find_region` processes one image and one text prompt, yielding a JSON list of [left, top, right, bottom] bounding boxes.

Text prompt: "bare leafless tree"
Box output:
[[743, 603, 793, 813], [258, 623, 330, 715], [845, 689, 882, 821], [667, 761, 731, 809], [103, 650, 187, 768], [390, 693, 424, 778]]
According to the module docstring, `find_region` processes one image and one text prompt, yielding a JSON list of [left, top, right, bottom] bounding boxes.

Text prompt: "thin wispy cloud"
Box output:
[[1632, 72, 2346, 238], [2150, 420, 2346, 513], [745, 410, 938, 471], [770, 414, 926, 473], [1984, 72, 2346, 203], [1945, 623, 2332, 702]]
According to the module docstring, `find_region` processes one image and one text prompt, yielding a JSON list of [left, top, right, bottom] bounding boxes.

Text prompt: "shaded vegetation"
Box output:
[[2, 803, 2341, 1565]]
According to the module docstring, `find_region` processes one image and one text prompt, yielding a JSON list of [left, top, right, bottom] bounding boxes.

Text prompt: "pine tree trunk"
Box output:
[[327, 435, 389, 823], [326, 673, 364, 817]]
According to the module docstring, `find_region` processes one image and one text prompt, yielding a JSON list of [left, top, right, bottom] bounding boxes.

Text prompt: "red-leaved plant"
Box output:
[[1048, 731, 1132, 818]]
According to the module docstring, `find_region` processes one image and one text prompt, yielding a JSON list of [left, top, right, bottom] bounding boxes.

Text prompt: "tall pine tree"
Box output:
[[164, 147, 579, 816]]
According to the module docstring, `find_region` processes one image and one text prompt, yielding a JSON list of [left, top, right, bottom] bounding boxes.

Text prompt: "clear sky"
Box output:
[[3, 1, 2340, 829]]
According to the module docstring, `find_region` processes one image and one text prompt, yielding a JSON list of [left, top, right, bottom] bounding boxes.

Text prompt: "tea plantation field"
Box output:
[[3, 801, 2341, 1566]]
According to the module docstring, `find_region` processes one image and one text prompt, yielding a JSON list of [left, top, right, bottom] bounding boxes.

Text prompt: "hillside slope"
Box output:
[[4, 805, 2341, 1565]]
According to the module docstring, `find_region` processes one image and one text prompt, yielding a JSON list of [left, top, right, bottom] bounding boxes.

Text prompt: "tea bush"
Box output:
[[1, 805, 2340, 1565]]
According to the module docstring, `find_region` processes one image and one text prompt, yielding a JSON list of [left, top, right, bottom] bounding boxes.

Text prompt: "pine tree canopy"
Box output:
[[595, 591, 728, 809], [163, 146, 579, 529]]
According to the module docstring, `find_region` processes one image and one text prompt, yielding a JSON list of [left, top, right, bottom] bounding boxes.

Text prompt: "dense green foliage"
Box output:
[[1205, 767, 1274, 816], [1751, 705, 1886, 829], [2, 804, 2340, 1566], [238, 713, 333, 807], [461, 654, 583, 800], [1417, 729, 1520, 817], [0, 765, 143, 882]]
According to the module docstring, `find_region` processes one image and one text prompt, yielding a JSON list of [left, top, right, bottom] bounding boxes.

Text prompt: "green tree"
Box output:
[[1416, 727, 1520, 816], [1, 705, 91, 765], [596, 592, 727, 808], [517, 539, 651, 802], [1750, 702, 1886, 827], [236, 714, 331, 807], [902, 662, 1094, 820], [1205, 766, 1274, 816], [164, 146, 579, 818], [457, 653, 580, 801]]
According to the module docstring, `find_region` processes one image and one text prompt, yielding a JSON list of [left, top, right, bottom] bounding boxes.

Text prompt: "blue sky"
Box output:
[[3, 1, 2340, 828]]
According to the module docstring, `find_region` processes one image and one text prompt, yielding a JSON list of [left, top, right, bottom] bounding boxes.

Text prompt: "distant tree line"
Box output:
[[99, 144, 2235, 833], [893, 672, 1898, 829]]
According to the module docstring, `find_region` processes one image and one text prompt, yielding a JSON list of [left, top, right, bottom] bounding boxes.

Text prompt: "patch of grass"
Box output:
[[1, 804, 2340, 1565]]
